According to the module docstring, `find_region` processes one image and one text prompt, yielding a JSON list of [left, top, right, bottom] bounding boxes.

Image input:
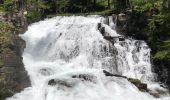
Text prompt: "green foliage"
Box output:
[[148, 14, 165, 32], [45, 0, 108, 13], [0, 0, 112, 23], [57, 0, 69, 12], [26, 10, 44, 24], [23, 0, 112, 23], [0, 6, 4, 12], [1, 0, 13, 11], [121, 0, 170, 62], [133, 0, 170, 60], [48, 9, 112, 17], [0, 21, 14, 45], [0, 21, 14, 53], [36, 0, 49, 9], [132, 0, 153, 12], [154, 51, 169, 59], [0, 21, 13, 31]]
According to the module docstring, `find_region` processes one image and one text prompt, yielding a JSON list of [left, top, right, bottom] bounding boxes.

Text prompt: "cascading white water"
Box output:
[[7, 16, 170, 100], [115, 39, 154, 82]]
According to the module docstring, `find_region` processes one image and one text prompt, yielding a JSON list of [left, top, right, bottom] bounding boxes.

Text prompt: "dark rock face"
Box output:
[[0, 52, 30, 99], [0, 10, 30, 100], [0, 36, 30, 99], [153, 59, 170, 90]]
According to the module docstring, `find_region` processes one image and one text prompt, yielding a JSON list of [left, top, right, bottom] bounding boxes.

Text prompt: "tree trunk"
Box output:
[[108, 0, 110, 9], [168, 0, 170, 9], [55, 0, 58, 13], [93, 0, 96, 7], [163, 0, 170, 9], [116, 0, 130, 12], [0, 0, 3, 4]]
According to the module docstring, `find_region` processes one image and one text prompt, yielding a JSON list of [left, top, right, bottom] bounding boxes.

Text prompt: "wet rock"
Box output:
[[97, 23, 102, 30], [100, 27, 105, 35], [114, 13, 129, 34], [103, 70, 149, 92], [138, 83, 148, 92], [104, 36, 114, 41], [48, 79, 57, 86], [148, 88, 169, 98], [128, 78, 148, 92], [48, 79, 75, 87], [119, 37, 125, 41], [118, 13, 128, 21], [48, 74, 97, 87], [149, 92, 160, 98], [112, 14, 117, 23], [72, 74, 97, 83], [39, 68, 54, 76], [103, 70, 127, 78], [0, 51, 30, 99]]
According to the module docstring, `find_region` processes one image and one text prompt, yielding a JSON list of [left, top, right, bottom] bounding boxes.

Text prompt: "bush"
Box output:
[[3, 0, 13, 11], [26, 10, 44, 24]]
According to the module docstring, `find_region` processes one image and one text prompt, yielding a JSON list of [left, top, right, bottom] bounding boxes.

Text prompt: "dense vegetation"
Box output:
[[0, 0, 113, 23], [128, 0, 170, 61]]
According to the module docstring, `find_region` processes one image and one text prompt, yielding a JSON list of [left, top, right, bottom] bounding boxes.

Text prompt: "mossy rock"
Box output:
[[0, 21, 13, 31], [128, 78, 141, 85], [128, 78, 148, 92]]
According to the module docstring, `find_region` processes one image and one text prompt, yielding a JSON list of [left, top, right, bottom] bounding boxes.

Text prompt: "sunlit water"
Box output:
[[7, 16, 170, 100]]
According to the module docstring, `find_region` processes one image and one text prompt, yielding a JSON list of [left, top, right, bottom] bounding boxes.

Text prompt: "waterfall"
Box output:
[[7, 16, 170, 100]]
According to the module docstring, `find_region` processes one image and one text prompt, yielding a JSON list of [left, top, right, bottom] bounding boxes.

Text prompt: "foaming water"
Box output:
[[7, 16, 170, 100]]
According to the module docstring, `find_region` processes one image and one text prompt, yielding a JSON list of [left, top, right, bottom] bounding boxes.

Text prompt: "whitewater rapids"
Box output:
[[7, 16, 170, 100]]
